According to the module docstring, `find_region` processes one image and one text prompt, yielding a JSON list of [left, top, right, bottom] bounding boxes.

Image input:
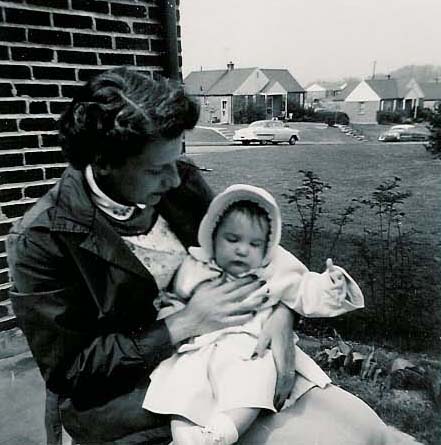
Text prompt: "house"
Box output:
[[338, 76, 441, 124], [184, 62, 305, 124], [305, 81, 347, 108], [418, 82, 441, 110]]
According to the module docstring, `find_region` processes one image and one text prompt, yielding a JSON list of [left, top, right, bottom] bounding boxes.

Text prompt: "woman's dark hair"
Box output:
[[58, 66, 200, 169]]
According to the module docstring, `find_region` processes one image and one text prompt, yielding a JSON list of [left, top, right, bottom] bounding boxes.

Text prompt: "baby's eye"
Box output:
[[225, 235, 238, 242], [251, 241, 264, 248]]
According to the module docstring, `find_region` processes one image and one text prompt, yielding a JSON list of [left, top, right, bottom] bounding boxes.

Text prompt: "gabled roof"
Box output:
[[332, 81, 359, 101], [208, 68, 256, 95], [419, 82, 441, 100], [184, 67, 304, 96], [365, 78, 401, 99], [260, 69, 304, 93], [183, 70, 227, 95]]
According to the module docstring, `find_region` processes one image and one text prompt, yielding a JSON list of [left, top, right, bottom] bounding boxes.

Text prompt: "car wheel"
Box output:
[[289, 135, 297, 145], [241, 140, 250, 145], [260, 140, 269, 145]]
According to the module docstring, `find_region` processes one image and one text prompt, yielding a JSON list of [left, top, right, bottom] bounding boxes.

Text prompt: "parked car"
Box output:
[[233, 120, 300, 145], [378, 124, 429, 142]]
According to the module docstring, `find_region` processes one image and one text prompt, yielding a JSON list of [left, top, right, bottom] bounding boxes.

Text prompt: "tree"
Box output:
[[426, 104, 441, 157]]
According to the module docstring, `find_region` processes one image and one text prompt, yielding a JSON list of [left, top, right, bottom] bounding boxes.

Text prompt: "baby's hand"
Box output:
[[326, 258, 347, 304]]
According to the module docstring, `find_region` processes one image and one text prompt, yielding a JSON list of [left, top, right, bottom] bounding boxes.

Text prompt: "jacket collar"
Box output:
[[50, 166, 153, 280]]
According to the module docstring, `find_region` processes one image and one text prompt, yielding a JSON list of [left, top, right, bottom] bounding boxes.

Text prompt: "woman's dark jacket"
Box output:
[[6, 159, 213, 443]]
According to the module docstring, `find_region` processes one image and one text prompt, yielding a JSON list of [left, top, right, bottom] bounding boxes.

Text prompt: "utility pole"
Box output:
[[372, 61, 377, 79]]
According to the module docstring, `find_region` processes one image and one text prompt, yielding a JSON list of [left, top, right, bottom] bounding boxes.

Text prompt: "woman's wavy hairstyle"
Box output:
[[58, 66, 200, 169]]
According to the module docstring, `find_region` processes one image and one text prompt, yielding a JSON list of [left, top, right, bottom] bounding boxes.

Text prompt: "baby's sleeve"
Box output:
[[269, 247, 364, 317]]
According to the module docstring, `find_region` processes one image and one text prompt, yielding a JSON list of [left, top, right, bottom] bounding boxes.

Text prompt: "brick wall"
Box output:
[[0, 0, 181, 328]]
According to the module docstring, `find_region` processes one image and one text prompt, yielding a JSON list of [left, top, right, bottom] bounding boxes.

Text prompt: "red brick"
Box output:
[[0, 135, 39, 150], [0, 119, 18, 132], [5, 7, 50, 26], [0, 46, 8, 60], [45, 166, 66, 179], [49, 101, 70, 115], [24, 183, 54, 199], [15, 83, 59, 98], [115, 37, 150, 51], [0, 26, 26, 43], [29, 101, 48, 114], [99, 53, 134, 66], [53, 13, 93, 29], [150, 39, 165, 52], [133, 22, 163, 35], [1, 202, 35, 218], [57, 50, 97, 65], [0, 84, 13, 98], [27, 0, 68, 7], [148, 6, 161, 20], [19, 117, 57, 132], [111, 3, 147, 18], [0, 221, 13, 237], [135, 54, 162, 67], [0, 187, 22, 203], [0, 100, 26, 114], [0, 64, 31, 80], [0, 168, 44, 185], [25, 150, 65, 165], [0, 153, 23, 168], [11, 46, 54, 62], [28, 28, 71, 46], [61, 85, 82, 98], [33, 66, 75, 81], [73, 33, 112, 49], [42, 134, 60, 147], [96, 18, 130, 33], [72, 0, 109, 14]]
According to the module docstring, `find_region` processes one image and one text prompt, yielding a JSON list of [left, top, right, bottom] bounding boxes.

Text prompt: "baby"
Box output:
[[143, 184, 364, 445]]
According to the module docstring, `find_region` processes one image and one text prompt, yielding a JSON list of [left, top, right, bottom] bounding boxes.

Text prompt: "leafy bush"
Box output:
[[233, 97, 265, 124], [284, 171, 441, 350], [426, 104, 441, 158], [377, 110, 408, 124]]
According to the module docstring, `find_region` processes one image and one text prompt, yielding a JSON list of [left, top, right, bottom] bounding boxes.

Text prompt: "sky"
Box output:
[[180, 0, 441, 86]]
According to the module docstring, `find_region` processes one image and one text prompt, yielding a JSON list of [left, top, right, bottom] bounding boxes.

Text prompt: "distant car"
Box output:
[[233, 120, 300, 145], [378, 124, 429, 142]]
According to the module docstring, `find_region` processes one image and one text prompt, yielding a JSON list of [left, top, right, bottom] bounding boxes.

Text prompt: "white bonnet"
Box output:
[[198, 184, 282, 265]]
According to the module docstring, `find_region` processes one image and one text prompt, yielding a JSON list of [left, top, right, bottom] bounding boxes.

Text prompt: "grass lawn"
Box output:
[[190, 142, 440, 244], [189, 141, 441, 346]]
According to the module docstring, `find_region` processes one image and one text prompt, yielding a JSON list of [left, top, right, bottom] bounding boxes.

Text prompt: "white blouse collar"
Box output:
[[84, 165, 145, 221]]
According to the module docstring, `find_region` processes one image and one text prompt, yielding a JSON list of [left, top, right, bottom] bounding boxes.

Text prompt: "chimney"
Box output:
[[227, 61, 234, 71], [387, 74, 391, 80]]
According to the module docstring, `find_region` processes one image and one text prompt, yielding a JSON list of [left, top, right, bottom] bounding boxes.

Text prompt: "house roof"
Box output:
[[184, 67, 304, 96], [260, 69, 304, 93], [365, 78, 401, 99], [183, 70, 227, 95], [332, 81, 359, 101], [208, 68, 256, 95], [419, 82, 441, 100]]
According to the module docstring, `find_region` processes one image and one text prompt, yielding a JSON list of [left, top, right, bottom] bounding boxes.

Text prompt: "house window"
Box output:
[[358, 102, 365, 115], [222, 100, 227, 111]]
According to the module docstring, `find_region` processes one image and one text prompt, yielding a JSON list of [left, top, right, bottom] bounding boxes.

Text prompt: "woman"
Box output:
[[7, 67, 391, 445]]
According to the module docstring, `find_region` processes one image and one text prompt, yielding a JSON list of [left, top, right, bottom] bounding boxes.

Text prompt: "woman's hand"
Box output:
[[253, 304, 296, 411], [165, 275, 267, 344]]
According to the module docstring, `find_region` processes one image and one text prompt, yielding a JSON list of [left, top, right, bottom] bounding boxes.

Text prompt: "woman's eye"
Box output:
[[147, 169, 162, 175]]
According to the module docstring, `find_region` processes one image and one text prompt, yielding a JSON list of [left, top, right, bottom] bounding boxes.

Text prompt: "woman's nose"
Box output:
[[163, 163, 181, 189]]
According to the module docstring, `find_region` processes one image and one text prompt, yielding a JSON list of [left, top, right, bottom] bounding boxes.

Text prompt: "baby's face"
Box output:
[[213, 211, 269, 277]]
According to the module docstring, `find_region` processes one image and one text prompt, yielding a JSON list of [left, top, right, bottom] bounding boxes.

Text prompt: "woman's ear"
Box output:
[[91, 156, 112, 176]]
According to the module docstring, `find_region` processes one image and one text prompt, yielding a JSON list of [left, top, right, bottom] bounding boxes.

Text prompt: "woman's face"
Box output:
[[94, 137, 182, 207]]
